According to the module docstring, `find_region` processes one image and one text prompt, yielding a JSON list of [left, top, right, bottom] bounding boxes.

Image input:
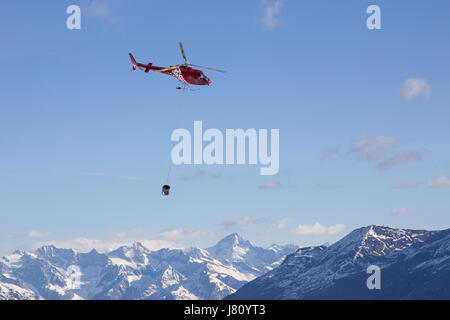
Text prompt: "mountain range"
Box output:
[[1, 225, 449, 300], [0, 233, 297, 300]]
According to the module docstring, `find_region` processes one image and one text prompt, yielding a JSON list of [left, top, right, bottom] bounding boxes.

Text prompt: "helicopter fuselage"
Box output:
[[163, 66, 211, 86]]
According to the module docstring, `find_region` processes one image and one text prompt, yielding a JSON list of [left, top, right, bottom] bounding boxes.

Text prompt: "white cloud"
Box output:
[[292, 222, 345, 236], [262, 0, 282, 30], [350, 134, 397, 161], [223, 215, 251, 228], [428, 174, 450, 188], [292, 223, 325, 235], [327, 224, 346, 235], [375, 150, 422, 170], [157, 227, 211, 241], [258, 181, 283, 189], [34, 237, 182, 253], [402, 78, 431, 102], [25, 230, 52, 239], [4, 230, 52, 240], [114, 228, 144, 238], [32, 227, 211, 253], [389, 208, 411, 216]]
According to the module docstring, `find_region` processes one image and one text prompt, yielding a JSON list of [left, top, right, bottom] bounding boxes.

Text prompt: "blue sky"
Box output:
[[1, 0, 449, 255]]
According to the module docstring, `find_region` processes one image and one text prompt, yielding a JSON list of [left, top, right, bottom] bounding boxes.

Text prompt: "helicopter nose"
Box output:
[[207, 78, 211, 85]]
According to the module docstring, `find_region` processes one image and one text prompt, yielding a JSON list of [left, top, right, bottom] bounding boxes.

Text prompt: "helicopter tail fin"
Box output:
[[129, 53, 138, 70], [129, 53, 137, 65], [129, 53, 154, 72]]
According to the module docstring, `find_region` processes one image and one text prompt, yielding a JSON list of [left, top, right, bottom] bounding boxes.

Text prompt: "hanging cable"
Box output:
[[163, 84, 185, 193]]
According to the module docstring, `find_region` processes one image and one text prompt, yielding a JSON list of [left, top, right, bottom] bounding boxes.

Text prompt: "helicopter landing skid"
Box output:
[[176, 82, 199, 91]]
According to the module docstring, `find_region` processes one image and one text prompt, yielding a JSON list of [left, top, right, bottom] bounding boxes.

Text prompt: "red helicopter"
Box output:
[[129, 42, 226, 90]]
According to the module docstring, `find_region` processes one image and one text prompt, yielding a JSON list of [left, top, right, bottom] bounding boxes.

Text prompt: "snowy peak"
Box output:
[[205, 234, 299, 276], [35, 245, 76, 266], [106, 242, 152, 269], [108, 242, 149, 261], [215, 233, 253, 249], [292, 245, 327, 258], [206, 233, 255, 263], [327, 225, 433, 262], [361, 225, 431, 255], [130, 242, 150, 252]]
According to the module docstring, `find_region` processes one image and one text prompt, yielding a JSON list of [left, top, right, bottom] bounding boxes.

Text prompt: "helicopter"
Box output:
[[129, 42, 226, 90]]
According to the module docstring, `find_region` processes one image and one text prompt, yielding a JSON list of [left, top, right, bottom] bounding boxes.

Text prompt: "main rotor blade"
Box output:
[[189, 64, 227, 73], [179, 41, 188, 64], [154, 66, 179, 73]]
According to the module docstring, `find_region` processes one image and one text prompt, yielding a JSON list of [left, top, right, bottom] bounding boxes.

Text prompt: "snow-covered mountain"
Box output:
[[227, 225, 450, 300], [207, 233, 298, 274], [3, 226, 448, 300], [0, 233, 297, 300]]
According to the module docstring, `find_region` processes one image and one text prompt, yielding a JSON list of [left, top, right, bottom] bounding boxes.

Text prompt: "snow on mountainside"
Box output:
[[207, 233, 298, 274], [0, 234, 297, 300], [228, 225, 450, 300]]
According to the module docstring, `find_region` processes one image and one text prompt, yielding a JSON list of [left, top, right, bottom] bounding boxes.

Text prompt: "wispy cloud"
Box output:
[[258, 181, 283, 189], [223, 215, 252, 228], [375, 150, 422, 170], [114, 228, 144, 238], [350, 134, 397, 161], [84, 0, 121, 24], [292, 222, 345, 236], [428, 174, 450, 188], [389, 208, 411, 216], [4, 230, 52, 240], [393, 181, 420, 189], [25, 230, 52, 239], [349, 134, 422, 170], [402, 78, 431, 102], [261, 0, 283, 30], [180, 169, 228, 182], [320, 148, 339, 161], [181, 169, 206, 182]]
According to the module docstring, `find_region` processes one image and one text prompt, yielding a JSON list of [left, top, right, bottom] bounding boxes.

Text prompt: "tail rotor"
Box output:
[[129, 53, 143, 71]]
